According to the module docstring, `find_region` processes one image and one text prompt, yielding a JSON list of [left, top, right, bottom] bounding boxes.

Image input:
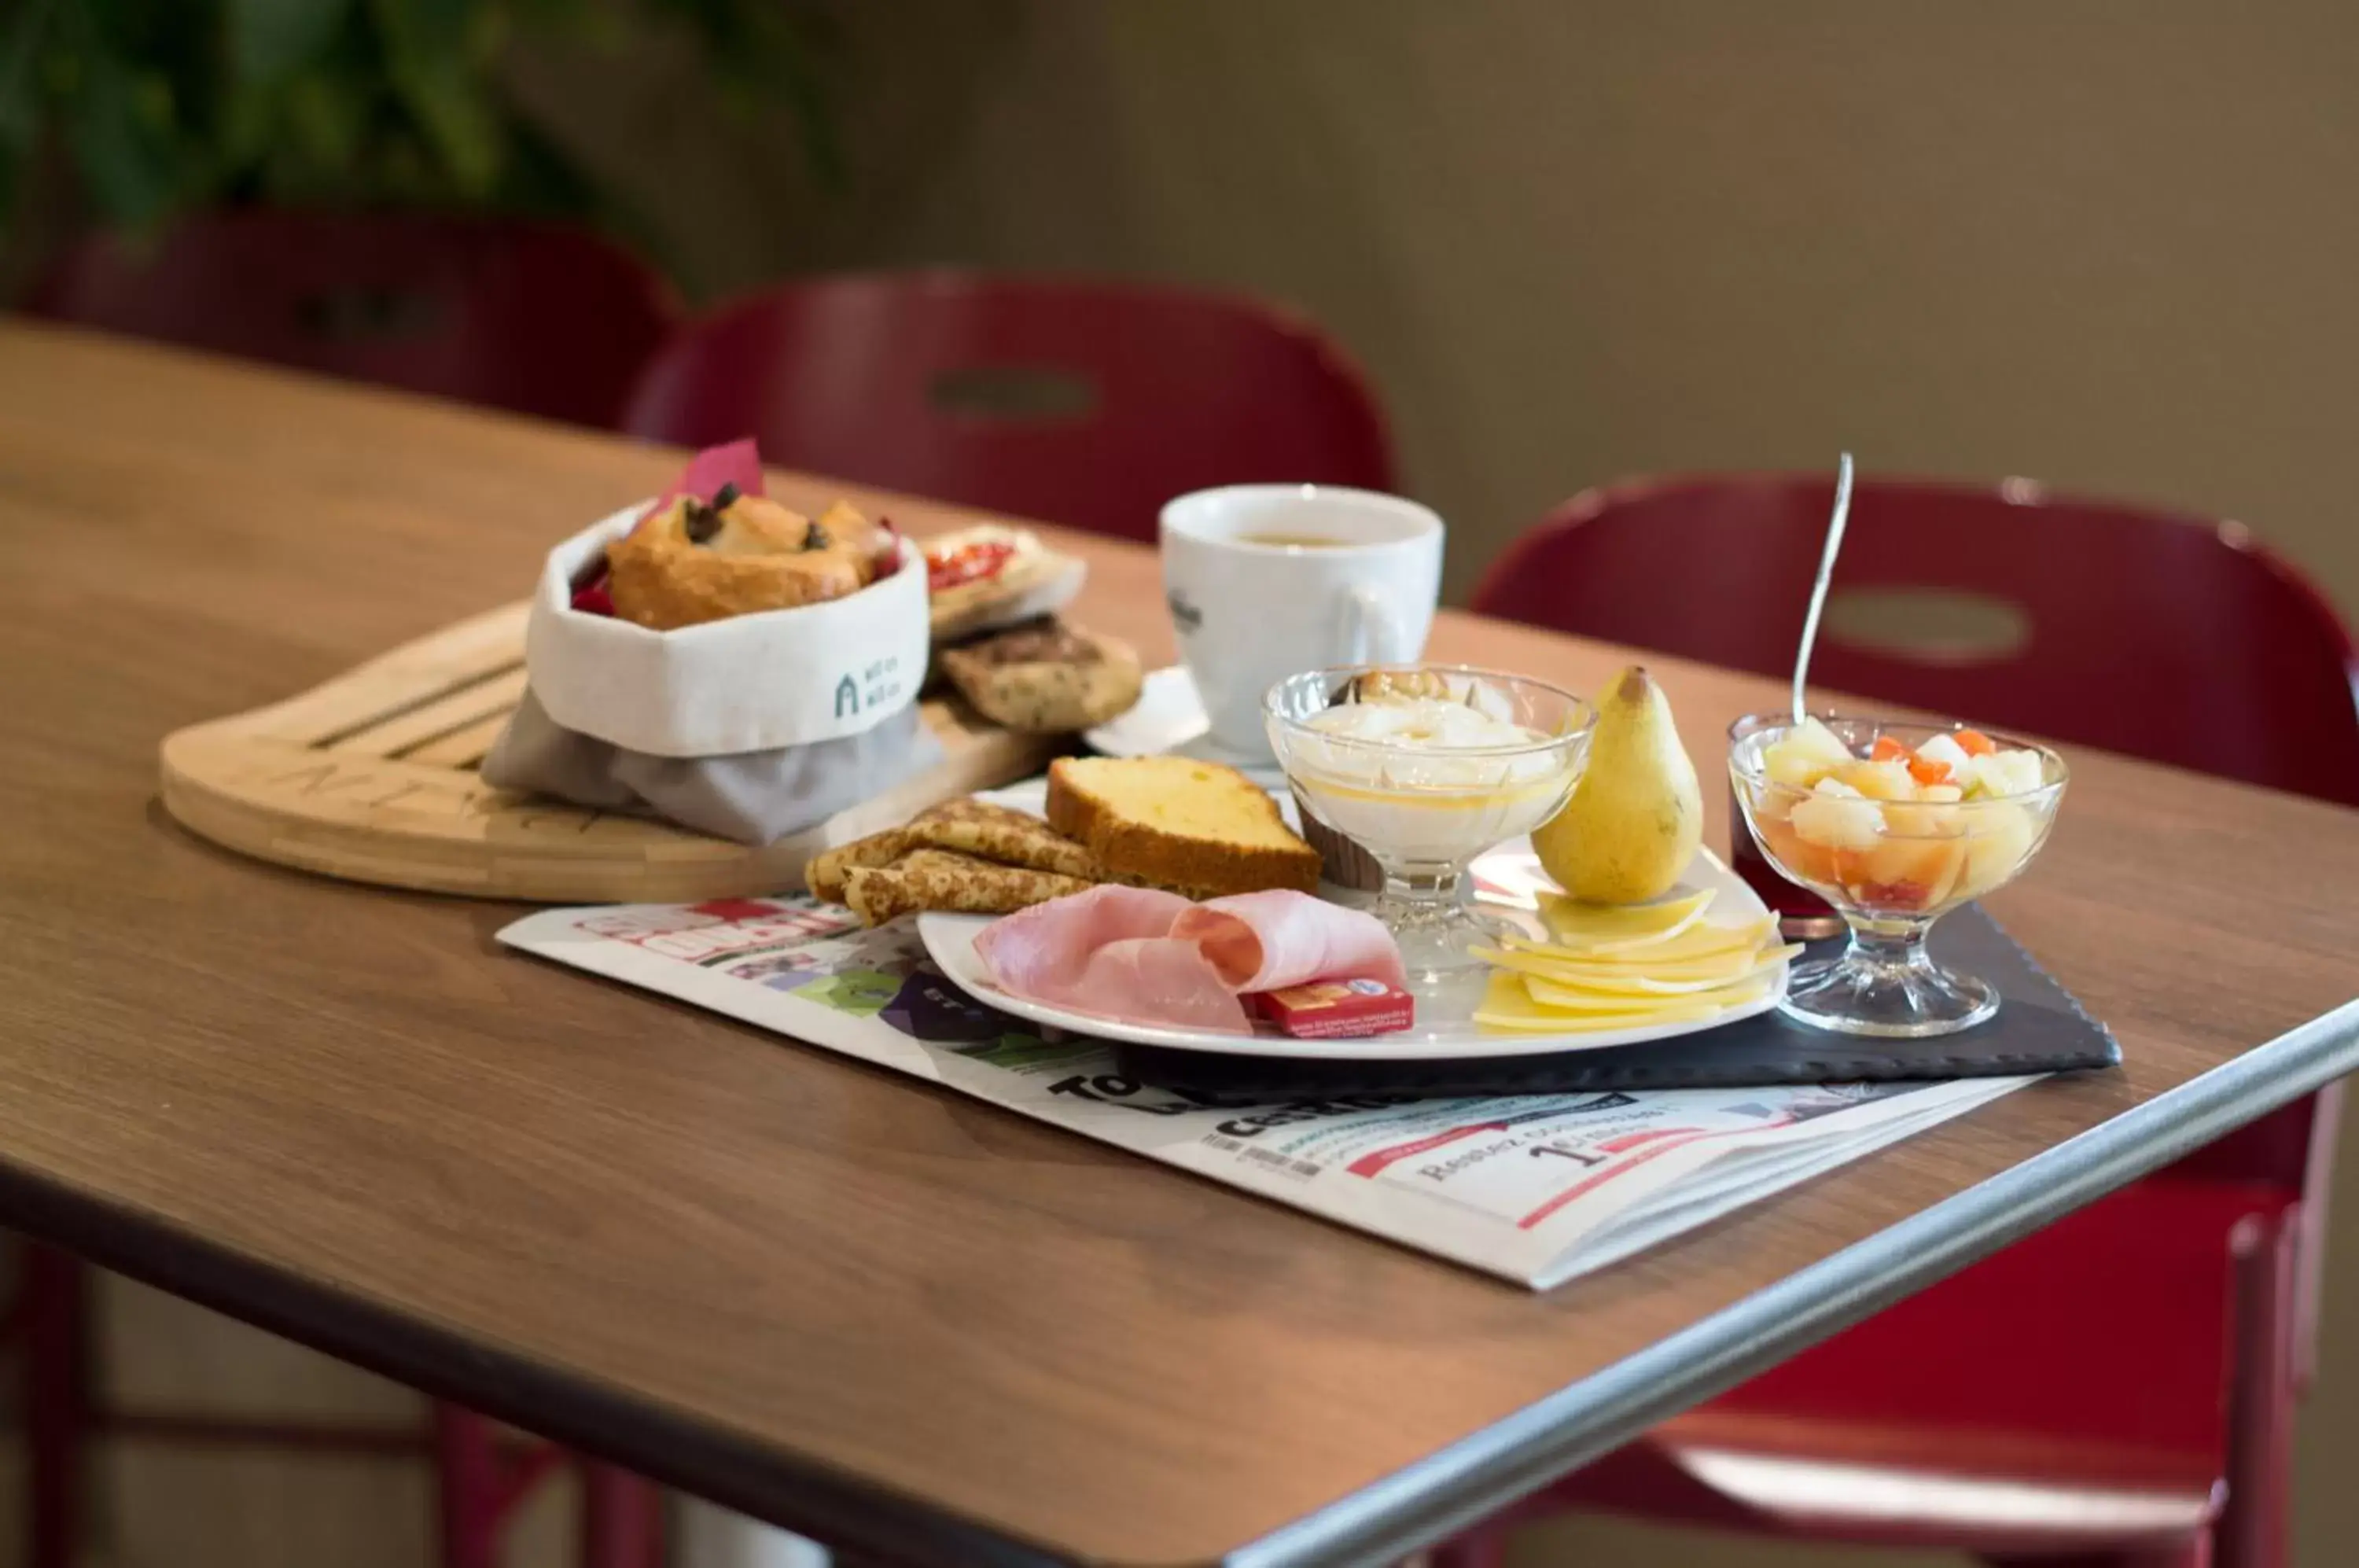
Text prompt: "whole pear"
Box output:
[[1532, 665, 1703, 904]]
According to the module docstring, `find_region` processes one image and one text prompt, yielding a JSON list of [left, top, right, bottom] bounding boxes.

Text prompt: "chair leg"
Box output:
[[2220, 1214, 2298, 1568], [580, 1460, 665, 1568], [436, 1407, 509, 1568], [24, 1245, 93, 1568]]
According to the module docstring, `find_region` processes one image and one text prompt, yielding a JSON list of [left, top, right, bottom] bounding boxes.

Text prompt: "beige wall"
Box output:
[[525, 1, 2359, 609]]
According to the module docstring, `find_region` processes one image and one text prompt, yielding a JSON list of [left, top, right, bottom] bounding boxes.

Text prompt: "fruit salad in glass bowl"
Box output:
[[1729, 714, 2067, 1036]]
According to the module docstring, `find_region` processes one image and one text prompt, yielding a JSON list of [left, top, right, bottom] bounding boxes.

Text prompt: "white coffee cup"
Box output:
[[1161, 484, 1444, 756]]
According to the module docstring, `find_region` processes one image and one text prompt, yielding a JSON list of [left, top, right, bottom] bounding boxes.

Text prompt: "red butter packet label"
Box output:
[[1252, 978, 1415, 1040]]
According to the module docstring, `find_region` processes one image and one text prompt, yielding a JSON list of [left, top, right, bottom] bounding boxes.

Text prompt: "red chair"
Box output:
[[27, 210, 679, 429], [18, 208, 677, 1568], [621, 271, 1396, 541], [1442, 473, 2359, 1568]]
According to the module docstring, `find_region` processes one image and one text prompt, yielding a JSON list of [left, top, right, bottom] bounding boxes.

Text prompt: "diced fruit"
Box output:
[[1958, 800, 2044, 897], [1757, 811, 1840, 887], [1906, 753, 1952, 786], [1870, 734, 1910, 762], [1961, 749, 2045, 799], [1915, 733, 1971, 775], [1920, 782, 1964, 803], [1854, 833, 1967, 910], [1790, 782, 1885, 851], [1953, 728, 1997, 756], [1762, 745, 1820, 787], [1882, 798, 1965, 837], [1839, 758, 1917, 801], [1762, 716, 1854, 786]]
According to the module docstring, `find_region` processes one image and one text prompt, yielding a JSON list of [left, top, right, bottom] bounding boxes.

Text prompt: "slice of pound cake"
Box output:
[[1045, 756, 1321, 899]]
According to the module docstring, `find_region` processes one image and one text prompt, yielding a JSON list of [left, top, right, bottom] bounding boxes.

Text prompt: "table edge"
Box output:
[[14, 999, 2349, 1568], [0, 1165, 1072, 1568], [1227, 996, 2359, 1568]]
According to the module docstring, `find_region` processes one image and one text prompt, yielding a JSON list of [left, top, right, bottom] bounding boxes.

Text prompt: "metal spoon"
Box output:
[[1791, 452, 1856, 721]]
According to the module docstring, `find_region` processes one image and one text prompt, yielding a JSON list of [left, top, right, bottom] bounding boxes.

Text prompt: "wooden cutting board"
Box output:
[[159, 601, 1062, 904]]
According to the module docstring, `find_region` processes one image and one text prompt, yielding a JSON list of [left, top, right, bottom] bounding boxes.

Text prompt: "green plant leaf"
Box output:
[[68, 53, 189, 229], [269, 70, 369, 197], [226, 0, 355, 86], [368, 0, 505, 196], [19, 0, 844, 247], [639, 0, 845, 190]]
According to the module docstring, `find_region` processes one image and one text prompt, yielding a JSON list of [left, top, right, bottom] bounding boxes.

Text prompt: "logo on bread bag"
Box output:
[[835, 657, 905, 719]]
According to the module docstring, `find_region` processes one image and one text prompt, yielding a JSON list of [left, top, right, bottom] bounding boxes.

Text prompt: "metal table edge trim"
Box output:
[[1225, 997, 2359, 1568]]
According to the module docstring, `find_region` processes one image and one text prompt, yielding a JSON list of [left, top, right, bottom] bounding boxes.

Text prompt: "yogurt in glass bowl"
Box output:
[[1265, 665, 1595, 985]]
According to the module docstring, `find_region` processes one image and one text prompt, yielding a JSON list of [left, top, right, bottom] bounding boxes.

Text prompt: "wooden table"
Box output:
[[2, 321, 2356, 1568]]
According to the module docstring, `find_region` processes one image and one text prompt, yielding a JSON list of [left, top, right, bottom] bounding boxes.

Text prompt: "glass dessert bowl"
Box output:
[[1266, 665, 1595, 984], [1730, 713, 2068, 1036]]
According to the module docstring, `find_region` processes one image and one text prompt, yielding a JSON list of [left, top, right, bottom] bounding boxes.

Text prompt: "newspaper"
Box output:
[[499, 895, 2033, 1290]]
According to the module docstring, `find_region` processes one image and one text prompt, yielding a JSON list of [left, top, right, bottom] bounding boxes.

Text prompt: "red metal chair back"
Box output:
[[28, 211, 678, 429], [1473, 473, 2359, 1197], [621, 271, 1396, 542]]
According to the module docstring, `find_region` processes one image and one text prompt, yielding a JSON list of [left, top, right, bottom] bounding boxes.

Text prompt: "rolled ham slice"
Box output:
[[973, 885, 1194, 993], [1054, 937, 1251, 1034], [972, 885, 1403, 1035], [1172, 891, 1411, 994]]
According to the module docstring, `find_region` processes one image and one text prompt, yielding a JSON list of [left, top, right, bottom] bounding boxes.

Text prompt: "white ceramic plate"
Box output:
[[916, 781, 1785, 1061]]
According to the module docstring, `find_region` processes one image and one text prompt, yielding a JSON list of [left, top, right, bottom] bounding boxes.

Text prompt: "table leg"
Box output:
[[25, 1243, 91, 1568]]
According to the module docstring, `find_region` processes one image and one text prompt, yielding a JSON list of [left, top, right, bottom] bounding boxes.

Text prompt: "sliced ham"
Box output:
[[973, 885, 1194, 993], [972, 885, 1402, 1035], [1172, 891, 1411, 994], [1054, 937, 1251, 1035]]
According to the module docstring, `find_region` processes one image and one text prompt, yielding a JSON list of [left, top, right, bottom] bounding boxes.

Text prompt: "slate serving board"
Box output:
[[1113, 905, 2118, 1097]]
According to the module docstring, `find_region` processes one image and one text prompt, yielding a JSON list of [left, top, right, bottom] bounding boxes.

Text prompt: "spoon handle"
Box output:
[[1792, 452, 1856, 722]]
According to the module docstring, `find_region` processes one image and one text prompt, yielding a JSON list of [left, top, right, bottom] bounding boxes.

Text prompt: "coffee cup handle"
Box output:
[[1342, 584, 1409, 664]]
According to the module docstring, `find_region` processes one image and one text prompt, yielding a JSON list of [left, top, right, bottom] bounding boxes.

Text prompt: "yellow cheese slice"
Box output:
[[1535, 889, 1715, 951], [1477, 944, 1802, 996], [1504, 945, 1777, 985], [1525, 974, 1776, 1014], [1474, 973, 1732, 1032], [1503, 915, 1775, 968], [1473, 971, 1713, 1018]]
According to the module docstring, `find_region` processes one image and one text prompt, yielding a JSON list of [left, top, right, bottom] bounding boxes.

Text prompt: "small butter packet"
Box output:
[[1252, 977, 1415, 1040]]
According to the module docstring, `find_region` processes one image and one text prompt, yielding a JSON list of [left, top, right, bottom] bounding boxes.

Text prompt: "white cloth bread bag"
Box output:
[[481, 444, 940, 845]]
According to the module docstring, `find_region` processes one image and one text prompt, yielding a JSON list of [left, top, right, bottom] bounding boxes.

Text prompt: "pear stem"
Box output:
[[1792, 452, 1856, 722]]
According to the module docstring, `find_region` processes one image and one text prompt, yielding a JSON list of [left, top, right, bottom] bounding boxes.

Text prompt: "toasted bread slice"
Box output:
[[937, 620, 1146, 734], [805, 798, 1095, 901], [806, 828, 915, 902], [908, 801, 1097, 880], [1045, 756, 1319, 900], [842, 848, 1094, 926]]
